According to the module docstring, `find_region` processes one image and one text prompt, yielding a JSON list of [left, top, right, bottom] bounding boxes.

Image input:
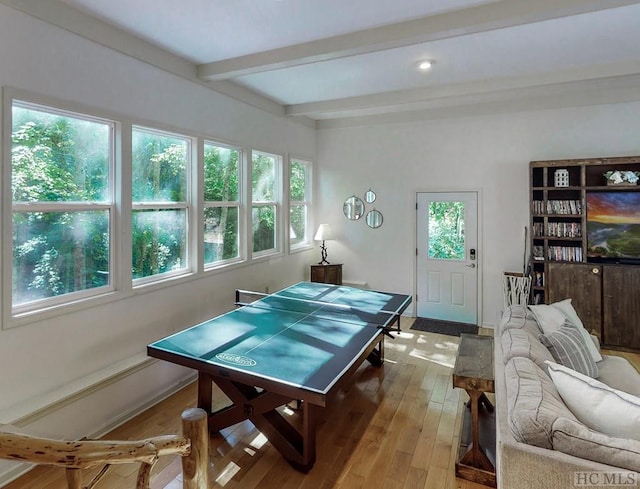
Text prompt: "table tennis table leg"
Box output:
[[197, 373, 213, 414], [301, 400, 318, 471], [366, 336, 385, 366], [195, 373, 320, 472]]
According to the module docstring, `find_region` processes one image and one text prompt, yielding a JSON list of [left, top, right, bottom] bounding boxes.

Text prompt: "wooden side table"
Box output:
[[310, 264, 342, 285], [453, 333, 496, 488]]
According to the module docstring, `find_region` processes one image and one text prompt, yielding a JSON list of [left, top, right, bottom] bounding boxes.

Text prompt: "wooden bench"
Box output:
[[452, 333, 496, 487]]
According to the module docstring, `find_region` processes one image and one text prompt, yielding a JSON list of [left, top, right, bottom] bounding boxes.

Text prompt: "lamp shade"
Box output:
[[314, 224, 333, 241]]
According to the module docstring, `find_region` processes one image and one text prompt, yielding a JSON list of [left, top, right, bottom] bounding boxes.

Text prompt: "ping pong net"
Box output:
[[235, 288, 400, 336]]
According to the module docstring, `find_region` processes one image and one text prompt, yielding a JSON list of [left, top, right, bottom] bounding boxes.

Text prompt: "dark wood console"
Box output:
[[310, 264, 342, 285]]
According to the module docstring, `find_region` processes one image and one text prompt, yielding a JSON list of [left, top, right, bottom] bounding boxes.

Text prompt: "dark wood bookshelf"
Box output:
[[529, 156, 640, 350]]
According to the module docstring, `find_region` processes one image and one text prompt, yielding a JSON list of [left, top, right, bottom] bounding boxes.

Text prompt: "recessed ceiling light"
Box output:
[[417, 60, 433, 71]]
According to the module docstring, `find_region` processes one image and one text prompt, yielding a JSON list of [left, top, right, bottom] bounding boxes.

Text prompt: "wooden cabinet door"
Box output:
[[602, 266, 640, 350], [547, 263, 602, 338], [310, 266, 324, 283], [324, 266, 342, 285]]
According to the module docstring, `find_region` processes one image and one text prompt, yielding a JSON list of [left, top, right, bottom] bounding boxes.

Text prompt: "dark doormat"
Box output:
[[410, 317, 478, 337]]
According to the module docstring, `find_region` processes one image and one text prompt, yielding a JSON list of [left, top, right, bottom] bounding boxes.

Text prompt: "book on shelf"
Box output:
[[546, 200, 582, 215], [547, 246, 583, 262], [532, 222, 544, 237], [545, 222, 582, 238], [532, 200, 543, 214]]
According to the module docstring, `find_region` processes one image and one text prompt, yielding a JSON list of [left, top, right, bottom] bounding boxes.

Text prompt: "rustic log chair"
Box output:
[[0, 407, 209, 489]]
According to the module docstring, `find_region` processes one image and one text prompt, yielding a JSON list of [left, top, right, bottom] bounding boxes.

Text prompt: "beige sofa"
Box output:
[[494, 305, 640, 489]]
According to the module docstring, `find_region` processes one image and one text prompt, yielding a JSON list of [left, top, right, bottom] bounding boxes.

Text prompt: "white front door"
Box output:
[[416, 192, 478, 324]]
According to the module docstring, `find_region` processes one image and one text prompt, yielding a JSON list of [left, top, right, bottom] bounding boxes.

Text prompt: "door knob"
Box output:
[[466, 263, 476, 268]]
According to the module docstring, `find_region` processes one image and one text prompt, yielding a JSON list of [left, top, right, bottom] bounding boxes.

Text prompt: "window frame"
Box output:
[[1, 88, 312, 329], [202, 139, 244, 270], [288, 157, 313, 252], [130, 125, 194, 287], [250, 149, 283, 260], [4, 94, 117, 324]]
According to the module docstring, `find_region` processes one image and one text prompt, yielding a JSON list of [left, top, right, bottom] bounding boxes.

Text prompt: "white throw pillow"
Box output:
[[546, 361, 640, 441], [551, 298, 603, 362], [528, 304, 566, 335]]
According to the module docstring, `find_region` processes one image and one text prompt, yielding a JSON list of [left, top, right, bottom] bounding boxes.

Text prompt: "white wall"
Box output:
[[2, 0, 640, 484], [317, 102, 640, 326], [0, 4, 316, 474]]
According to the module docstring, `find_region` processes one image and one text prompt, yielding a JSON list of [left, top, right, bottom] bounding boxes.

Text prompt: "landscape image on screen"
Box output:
[[587, 192, 640, 260]]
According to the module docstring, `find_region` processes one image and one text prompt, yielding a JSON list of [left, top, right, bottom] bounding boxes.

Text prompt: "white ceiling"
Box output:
[[9, 0, 640, 124]]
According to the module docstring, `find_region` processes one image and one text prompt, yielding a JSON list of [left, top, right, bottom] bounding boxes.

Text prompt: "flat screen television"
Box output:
[[586, 191, 640, 264]]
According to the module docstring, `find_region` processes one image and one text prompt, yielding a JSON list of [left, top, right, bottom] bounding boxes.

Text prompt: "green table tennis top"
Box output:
[[148, 282, 411, 394]]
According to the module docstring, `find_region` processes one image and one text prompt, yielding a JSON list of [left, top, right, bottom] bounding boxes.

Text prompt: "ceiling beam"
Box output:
[[197, 0, 640, 81], [285, 60, 640, 118], [315, 74, 640, 129]]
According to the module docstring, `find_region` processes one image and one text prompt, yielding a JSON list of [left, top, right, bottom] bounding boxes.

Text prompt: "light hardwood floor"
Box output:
[[5, 323, 638, 489]]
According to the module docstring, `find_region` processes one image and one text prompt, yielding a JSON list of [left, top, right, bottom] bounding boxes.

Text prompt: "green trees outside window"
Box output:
[[8, 97, 312, 316], [131, 128, 189, 279], [428, 201, 466, 260], [290, 160, 310, 247], [204, 142, 240, 265], [252, 151, 279, 254], [11, 103, 112, 307]]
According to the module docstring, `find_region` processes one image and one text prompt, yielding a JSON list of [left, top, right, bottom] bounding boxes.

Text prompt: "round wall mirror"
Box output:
[[343, 195, 365, 220], [366, 209, 383, 229], [364, 189, 376, 203]]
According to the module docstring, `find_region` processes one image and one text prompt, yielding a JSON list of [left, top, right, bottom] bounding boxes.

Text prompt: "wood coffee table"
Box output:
[[452, 333, 496, 487]]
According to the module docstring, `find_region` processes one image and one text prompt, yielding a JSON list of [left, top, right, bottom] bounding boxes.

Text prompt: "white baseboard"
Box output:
[[88, 372, 196, 439], [342, 280, 367, 288], [0, 353, 153, 426], [0, 461, 34, 488]]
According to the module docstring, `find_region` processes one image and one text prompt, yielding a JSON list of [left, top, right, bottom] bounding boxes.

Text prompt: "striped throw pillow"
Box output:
[[540, 322, 599, 378]]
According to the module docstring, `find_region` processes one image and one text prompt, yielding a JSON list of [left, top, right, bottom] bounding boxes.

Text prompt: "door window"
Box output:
[[428, 201, 465, 260]]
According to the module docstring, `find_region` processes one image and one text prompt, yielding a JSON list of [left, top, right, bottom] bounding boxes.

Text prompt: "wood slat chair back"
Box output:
[[0, 408, 209, 489]]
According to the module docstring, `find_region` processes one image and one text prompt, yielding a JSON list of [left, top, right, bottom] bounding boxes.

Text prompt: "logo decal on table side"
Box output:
[[215, 352, 257, 367]]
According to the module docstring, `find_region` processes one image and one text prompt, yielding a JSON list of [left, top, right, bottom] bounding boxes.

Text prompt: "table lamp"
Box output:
[[314, 224, 333, 265]]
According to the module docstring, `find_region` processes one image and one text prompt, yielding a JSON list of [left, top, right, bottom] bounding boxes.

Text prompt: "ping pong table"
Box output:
[[147, 281, 411, 472]]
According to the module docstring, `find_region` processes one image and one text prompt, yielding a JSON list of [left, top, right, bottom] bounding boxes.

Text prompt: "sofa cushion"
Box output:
[[501, 327, 554, 370], [552, 417, 640, 473], [550, 298, 603, 362], [505, 357, 577, 449], [500, 305, 541, 338], [546, 361, 640, 441], [540, 323, 599, 378], [598, 354, 640, 397], [528, 304, 566, 334]]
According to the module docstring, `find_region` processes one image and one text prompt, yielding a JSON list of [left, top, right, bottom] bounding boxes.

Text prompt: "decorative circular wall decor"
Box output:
[[366, 209, 383, 228], [364, 189, 376, 203], [343, 195, 365, 220]]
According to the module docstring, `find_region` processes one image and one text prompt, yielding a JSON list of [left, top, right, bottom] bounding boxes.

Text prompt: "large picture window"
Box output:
[[10, 101, 114, 312], [132, 127, 190, 281], [289, 159, 311, 249], [4, 90, 309, 324], [203, 141, 241, 266], [251, 151, 281, 255]]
